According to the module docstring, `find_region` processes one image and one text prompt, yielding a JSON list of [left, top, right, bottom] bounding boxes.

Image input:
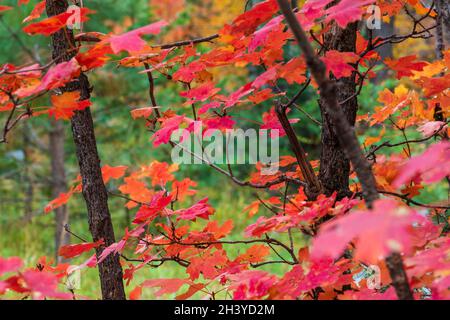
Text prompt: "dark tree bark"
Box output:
[[22, 123, 34, 221], [318, 22, 358, 198], [45, 0, 125, 300], [436, 0, 450, 47], [386, 253, 414, 300], [434, 0, 448, 124], [50, 119, 70, 263], [276, 105, 322, 197]]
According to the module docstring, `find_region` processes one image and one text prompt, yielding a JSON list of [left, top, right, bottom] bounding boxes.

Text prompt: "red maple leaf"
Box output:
[[23, 7, 93, 36], [48, 91, 91, 120], [102, 165, 128, 183], [23, 1, 45, 23], [394, 141, 450, 187], [312, 199, 432, 263], [58, 240, 104, 259], [108, 20, 167, 53], [322, 50, 359, 79], [0, 257, 22, 276], [385, 55, 428, 79]]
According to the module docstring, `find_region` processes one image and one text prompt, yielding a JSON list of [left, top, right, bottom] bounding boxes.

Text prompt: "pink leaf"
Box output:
[[312, 199, 431, 263], [109, 20, 167, 54], [393, 142, 450, 187]]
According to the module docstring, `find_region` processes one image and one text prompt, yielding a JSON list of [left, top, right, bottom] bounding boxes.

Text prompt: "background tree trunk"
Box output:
[[45, 0, 125, 300], [49, 119, 70, 263], [436, 0, 450, 46], [374, 19, 395, 82], [318, 22, 358, 197], [22, 123, 34, 221]]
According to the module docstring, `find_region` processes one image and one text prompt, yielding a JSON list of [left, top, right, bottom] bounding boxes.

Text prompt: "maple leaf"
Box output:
[[23, 8, 93, 36], [261, 107, 299, 137], [152, 114, 185, 147], [364, 127, 386, 147], [118, 176, 153, 208], [342, 287, 397, 300], [41, 59, 81, 90], [252, 66, 278, 89], [180, 82, 220, 104], [203, 220, 234, 240], [418, 74, 450, 97], [325, 0, 375, 28], [23, 1, 45, 23], [312, 199, 432, 263], [102, 165, 127, 183], [417, 121, 447, 137], [406, 238, 450, 279], [276, 259, 344, 298], [0, 6, 13, 13], [172, 61, 207, 83], [129, 285, 143, 300], [248, 88, 276, 105], [130, 107, 154, 119], [198, 101, 222, 115], [249, 16, 283, 52], [133, 192, 172, 224], [223, 82, 254, 108], [226, 0, 279, 36], [97, 239, 127, 264], [76, 43, 113, 71], [44, 190, 74, 214], [58, 240, 104, 259], [393, 141, 450, 187], [22, 271, 72, 300], [141, 278, 188, 297], [322, 50, 359, 79], [172, 178, 197, 201], [385, 55, 428, 79], [0, 257, 22, 276], [49, 91, 91, 120], [277, 57, 307, 84], [236, 245, 270, 264], [229, 270, 276, 300], [175, 198, 213, 221], [243, 200, 261, 217], [245, 215, 292, 237], [108, 20, 167, 54], [186, 249, 228, 280], [141, 161, 178, 186], [17, 58, 81, 98], [175, 283, 206, 300], [202, 116, 235, 133]]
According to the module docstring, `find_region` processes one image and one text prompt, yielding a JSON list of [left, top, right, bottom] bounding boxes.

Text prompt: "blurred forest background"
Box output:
[[0, 0, 441, 298]]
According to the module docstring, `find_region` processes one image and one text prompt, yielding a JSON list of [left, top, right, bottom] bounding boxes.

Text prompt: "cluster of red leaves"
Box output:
[[0, 0, 449, 300], [0, 256, 73, 300]]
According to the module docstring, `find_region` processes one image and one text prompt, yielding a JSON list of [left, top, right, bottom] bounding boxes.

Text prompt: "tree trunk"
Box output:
[[318, 22, 358, 198], [45, 0, 125, 300], [374, 19, 395, 83], [436, 0, 450, 46], [50, 119, 70, 263], [22, 123, 34, 221]]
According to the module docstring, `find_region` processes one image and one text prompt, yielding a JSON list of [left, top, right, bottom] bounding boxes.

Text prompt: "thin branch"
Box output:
[[155, 34, 219, 50]]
